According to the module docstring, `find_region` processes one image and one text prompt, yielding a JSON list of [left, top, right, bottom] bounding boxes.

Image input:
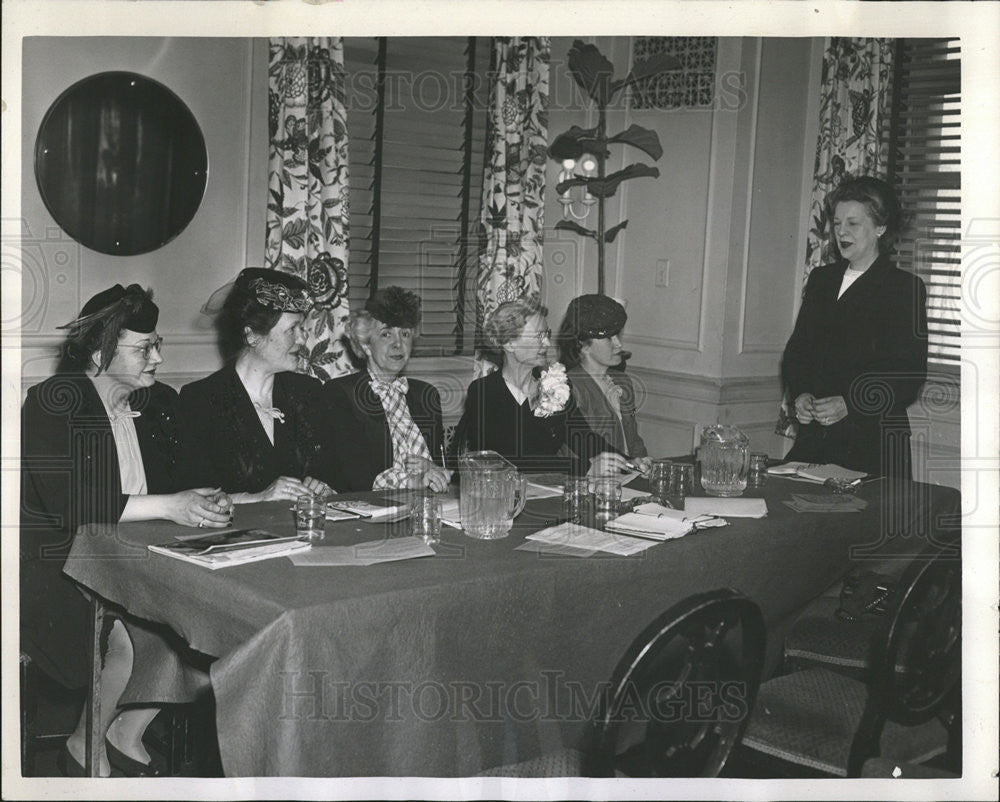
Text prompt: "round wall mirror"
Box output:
[[35, 71, 208, 256]]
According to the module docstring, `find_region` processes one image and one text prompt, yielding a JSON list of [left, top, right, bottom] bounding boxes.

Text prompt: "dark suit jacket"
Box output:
[[567, 366, 648, 459], [782, 255, 928, 477], [323, 370, 444, 491], [177, 366, 336, 493], [452, 369, 600, 475], [20, 373, 179, 687]]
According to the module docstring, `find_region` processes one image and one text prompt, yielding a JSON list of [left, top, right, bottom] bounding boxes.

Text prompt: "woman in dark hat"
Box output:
[[21, 284, 233, 776], [453, 297, 621, 475], [782, 176, 927, 477], [177, 268, 338, 499], [324, 286, 451, 491], [557, 295, 651, 474]]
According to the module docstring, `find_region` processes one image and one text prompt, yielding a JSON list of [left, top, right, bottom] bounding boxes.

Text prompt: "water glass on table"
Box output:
[[649, 459, 673, 504], [295, 495, 326, 542], [748, 453, 769, 488], [562, 478, 590, 523], [593, 478, 622, 515], [410, 493, 442, 545]]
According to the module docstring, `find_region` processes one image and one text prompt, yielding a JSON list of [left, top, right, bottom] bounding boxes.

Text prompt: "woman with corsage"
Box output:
[[453, 297, 624, 476], [557, 294, 652, 475], [177, 268, 337, 500], [324, 286, 451, 492], [782, 176, 927, 478], [20, 285, 233, 776]]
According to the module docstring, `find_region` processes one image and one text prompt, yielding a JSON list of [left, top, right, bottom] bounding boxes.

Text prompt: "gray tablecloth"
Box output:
[[64, 477, 960, 776]]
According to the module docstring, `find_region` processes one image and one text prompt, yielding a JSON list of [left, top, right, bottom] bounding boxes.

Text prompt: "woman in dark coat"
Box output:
[[21, 285, 232, 775], [782, 176, 928, 478], [454, 297, 621, 476], [324, 286, 451, 492], [177, 269, 337, 501], [557, 294, 651, 474]]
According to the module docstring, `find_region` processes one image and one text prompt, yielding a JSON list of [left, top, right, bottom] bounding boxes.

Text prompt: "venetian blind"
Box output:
[[343, 37, 489, 356], [887, 38, 961, 365]]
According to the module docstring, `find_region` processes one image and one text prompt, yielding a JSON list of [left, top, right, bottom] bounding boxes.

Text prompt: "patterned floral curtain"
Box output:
[[266, 38, 353, 381], [803, 37, 894, 283], [476, 37, 550, 342]]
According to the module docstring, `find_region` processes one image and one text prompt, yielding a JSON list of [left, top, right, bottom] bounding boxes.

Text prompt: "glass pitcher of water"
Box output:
[[698, 425, 750, 497], [459, 450, 527, 539]]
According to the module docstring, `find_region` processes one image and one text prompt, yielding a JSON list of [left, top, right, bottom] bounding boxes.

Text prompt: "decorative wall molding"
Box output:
[[736, 39, 763, 356]]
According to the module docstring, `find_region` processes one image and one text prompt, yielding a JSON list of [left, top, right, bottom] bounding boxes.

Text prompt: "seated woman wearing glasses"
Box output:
[[324, 286, 451, 492], [557, 294, 652, 475], [21, 285, 233, 776], [177, 268, 336, 501], [453, 297, 625, 476]]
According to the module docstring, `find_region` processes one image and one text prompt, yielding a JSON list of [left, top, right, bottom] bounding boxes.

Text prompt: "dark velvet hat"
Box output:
[[562, 294, 627, 340], [366, 286, 421, 329], [76, 283, 159, 333]]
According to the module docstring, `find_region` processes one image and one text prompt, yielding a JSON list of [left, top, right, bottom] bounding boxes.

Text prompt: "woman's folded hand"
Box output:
[[170, 488, 234, 528], [794, 393, 817, 424]]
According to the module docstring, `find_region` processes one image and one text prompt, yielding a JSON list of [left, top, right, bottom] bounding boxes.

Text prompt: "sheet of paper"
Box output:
[[683, 497, 768, 518], [526, 482, 563, 499], [526, 522, 658, 556], [631, 503, 726, 527], [795, 463, 868, 483], [287, 537, 435, 566], [515, 540, 600, 558], [603, 513, 692, 540]]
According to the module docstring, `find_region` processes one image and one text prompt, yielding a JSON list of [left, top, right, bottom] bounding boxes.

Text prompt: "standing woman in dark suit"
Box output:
[[782, 176, 928, 478], [324, 286, 451, 492], [20, 285, 232, 776], [177, 268, 336, 501]]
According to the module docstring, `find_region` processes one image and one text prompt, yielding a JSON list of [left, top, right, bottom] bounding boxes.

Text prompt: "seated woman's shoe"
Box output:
[[57, 744, 86, 777], [105, 739, 164, 777]]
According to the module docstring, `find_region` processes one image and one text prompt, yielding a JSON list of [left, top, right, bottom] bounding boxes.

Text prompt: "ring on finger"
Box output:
[[198, 517, 206, 528]]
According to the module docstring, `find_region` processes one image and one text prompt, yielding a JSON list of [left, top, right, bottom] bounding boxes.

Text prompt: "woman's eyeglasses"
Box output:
[[119, 336, 164, 361]]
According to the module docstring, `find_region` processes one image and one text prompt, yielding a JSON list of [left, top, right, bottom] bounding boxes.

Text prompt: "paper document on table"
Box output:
[[526, 522, 658, 556], [526, 482, 563, 499], [766, 462, 867, 485], [683, 498, 768, 518], [603, 512, 693, 540], [439, 498, 462, 529], [287, 537, 435, 566], [632, 503, 728, 528], [783, 493, 868, 513]]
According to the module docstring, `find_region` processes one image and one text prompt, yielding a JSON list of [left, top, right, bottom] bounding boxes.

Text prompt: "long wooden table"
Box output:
[[63, 476, 959, 776]]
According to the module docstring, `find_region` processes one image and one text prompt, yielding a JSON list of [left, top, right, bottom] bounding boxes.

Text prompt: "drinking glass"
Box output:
[[562, 478, 591, 522], [295, 495, 326, 542], [593, 479, 622, 515], [748, 453, 769, 488], [649, 459, 673, 503], [410, 494, 442, 545]]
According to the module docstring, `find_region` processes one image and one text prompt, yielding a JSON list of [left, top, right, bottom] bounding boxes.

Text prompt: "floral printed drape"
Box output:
[[803, 37, 894, 283], [476, 37, 550, 339], [266, 38, 353, 381]]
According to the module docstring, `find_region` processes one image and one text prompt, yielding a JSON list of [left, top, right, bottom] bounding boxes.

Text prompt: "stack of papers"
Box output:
[[287, 537, 435, 566], [604, 502, 727, 540], [328, 500, 409, 521], [522, 522, 659, 556], [683, 497, 768, 519], [767, 462, 868, 485], [782, 493, 868, 513]]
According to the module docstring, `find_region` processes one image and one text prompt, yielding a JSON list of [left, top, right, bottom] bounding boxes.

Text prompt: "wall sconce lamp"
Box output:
[[558, 154, 598, 220]]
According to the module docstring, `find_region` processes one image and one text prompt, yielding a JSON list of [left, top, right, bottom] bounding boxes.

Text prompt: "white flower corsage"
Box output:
[[533, 362, 571, 418]]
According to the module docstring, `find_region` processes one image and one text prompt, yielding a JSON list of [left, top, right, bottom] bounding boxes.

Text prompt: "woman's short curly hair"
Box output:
[[480, 297, 548, 368], [216, 268, 309, 360], [826, 175, 904, 254]]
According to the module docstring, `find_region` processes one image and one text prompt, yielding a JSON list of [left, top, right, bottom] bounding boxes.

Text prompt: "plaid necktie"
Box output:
[[370, 376, 432, 489]]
